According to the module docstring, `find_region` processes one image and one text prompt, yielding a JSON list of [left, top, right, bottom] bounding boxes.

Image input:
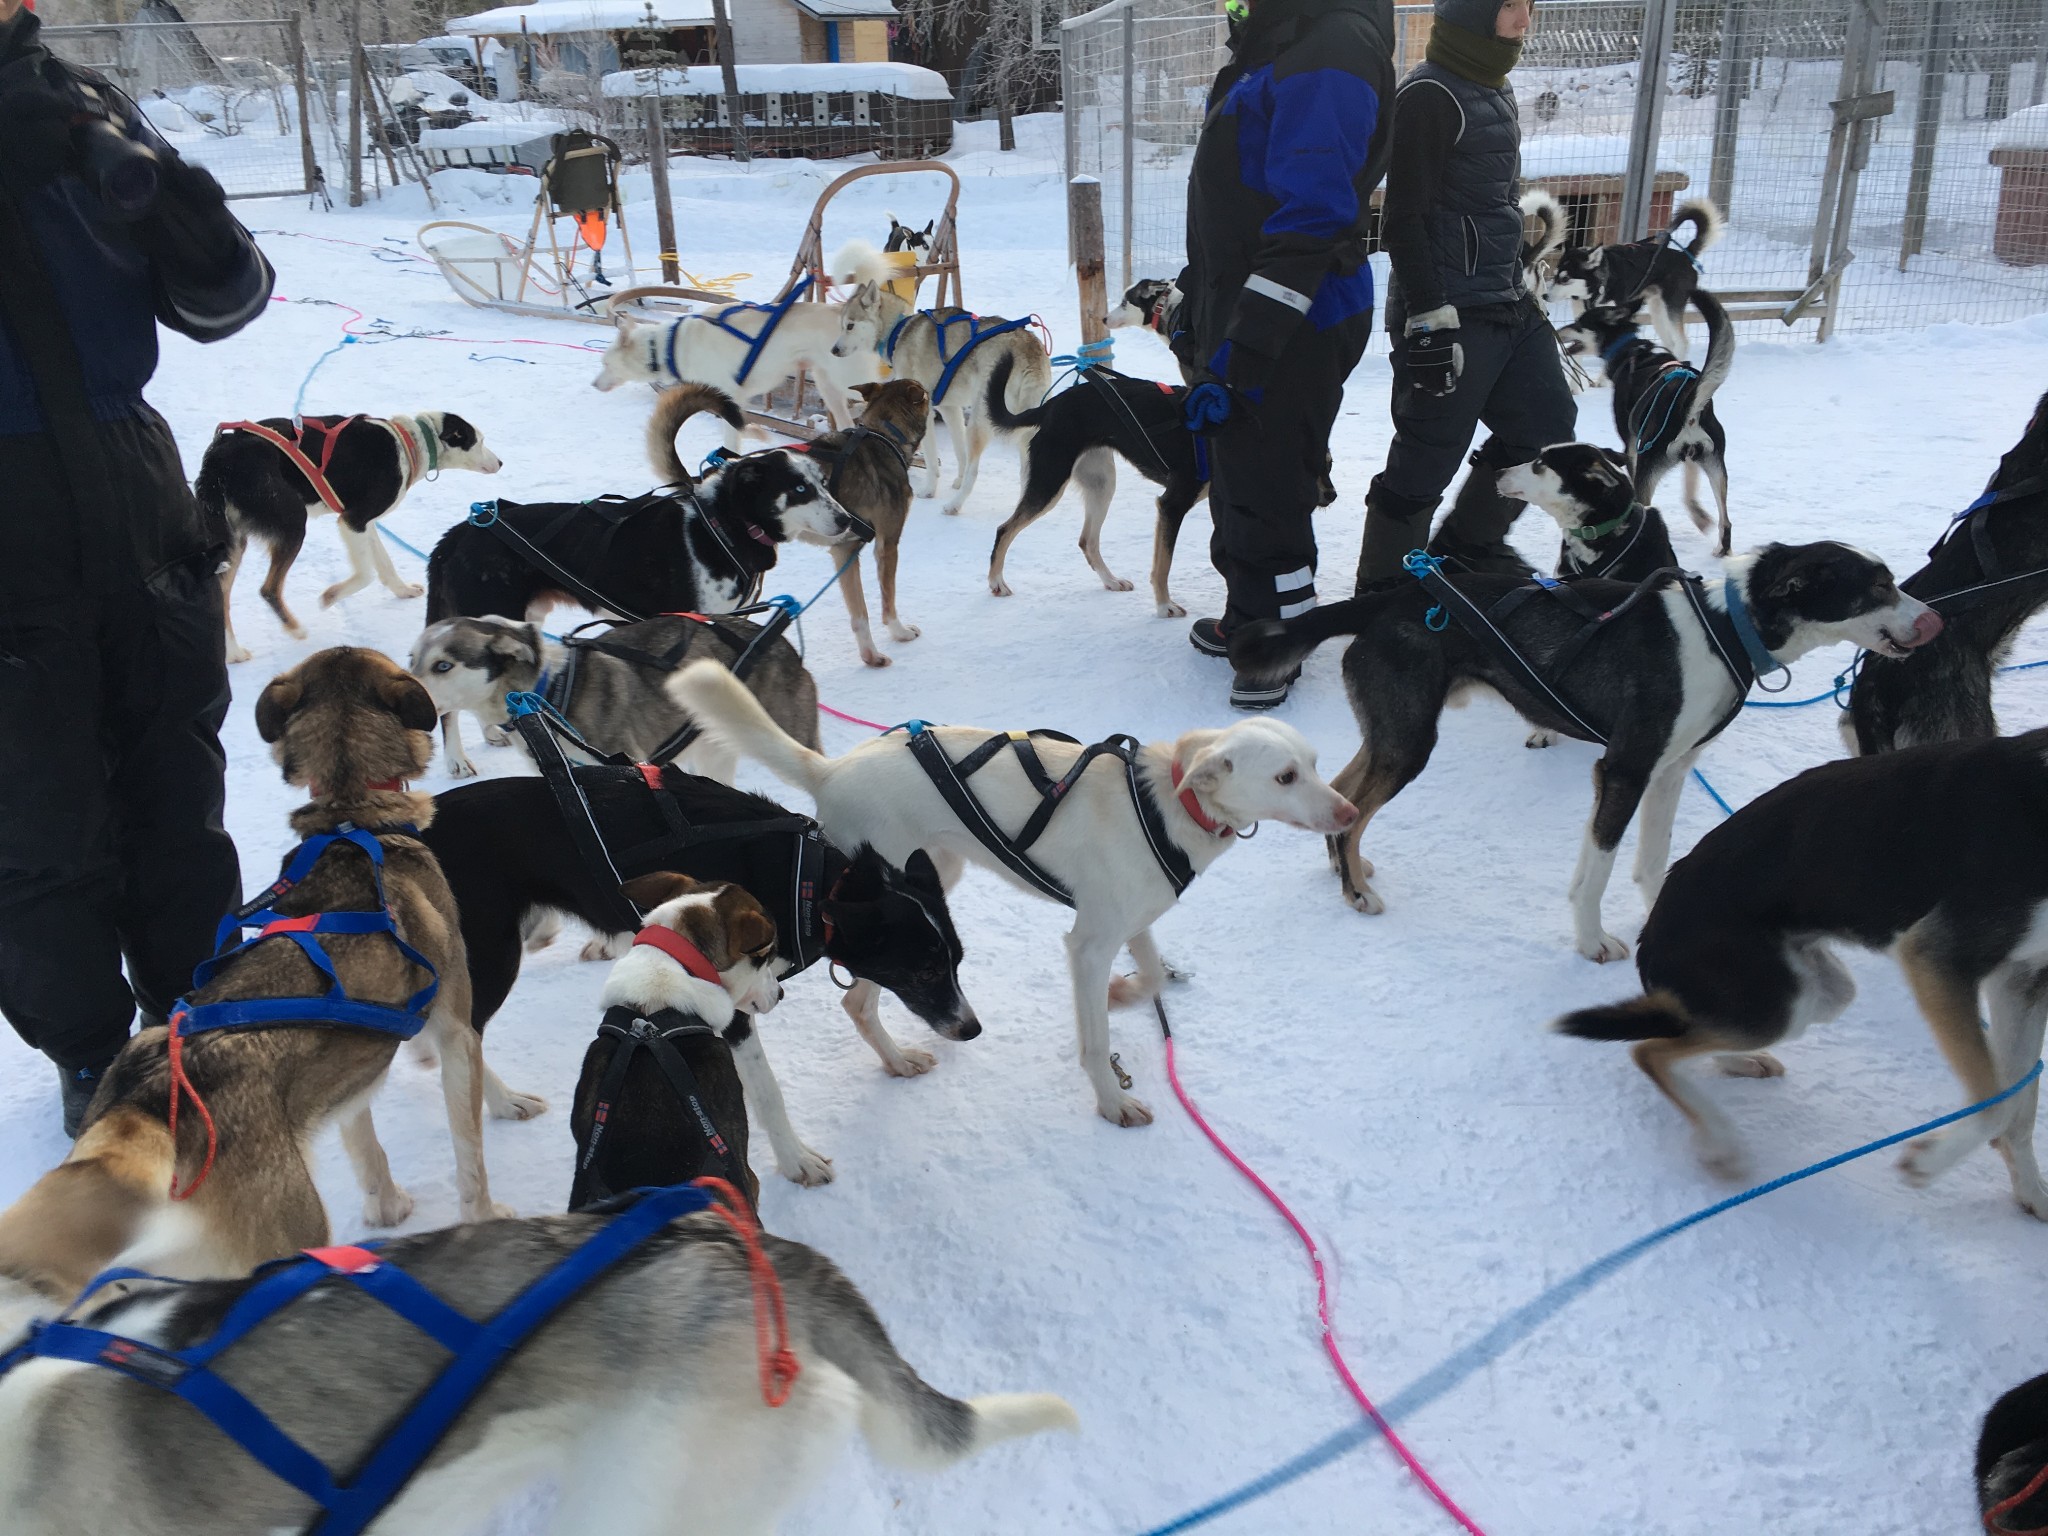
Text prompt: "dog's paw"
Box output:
[[2014, 1181, 2048, 1221], [941, 500, 966, 516], [1099, 1093, 1154, 1128], [483, 724, 511, 747], [883, 1045, 938, 1077], [391, 581, 425, 600], [860, 648, 894, 668], [318, 584, 350, 609], [1578, 932, 1631, 963], [364, 1184, 414, 1227], [463, 1198, 518, 1223], [1156, 598, 1188, 619], [1716, 1051, 1785, 1079], [1526, 728, 1558, 749], [284, 619, 309, 640], [1697, 1139, 1750, 1182], [1898, 1136, 1951, 1189], [1100, 575, 1135, 593], [487, 1085, 549, 1121], [1107, 972, 1156, 1008], [580, 932, 633, 962], [886, 619, 921, 643], [1344, 881, 1386, 916], [991, 577, 1015, 597], [225, 640, 253, 664], [444, 757, 479, 780], [780, 1146, 836, 1187]]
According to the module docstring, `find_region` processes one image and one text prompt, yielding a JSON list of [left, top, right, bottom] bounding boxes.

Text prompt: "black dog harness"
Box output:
[[468, 490, 782, 621], [571, 929, 749, 1210], [0, 1181, 790, 1535], [1404, 553, 1768, 747], [896, 721, 1221, 908], [1912, 468, 2048, 614]]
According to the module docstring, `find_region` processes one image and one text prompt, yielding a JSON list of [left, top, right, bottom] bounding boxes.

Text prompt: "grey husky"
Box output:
[[0, 1207, 1076, 1535]]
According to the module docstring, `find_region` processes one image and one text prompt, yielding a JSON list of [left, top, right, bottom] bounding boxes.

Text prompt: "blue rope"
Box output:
[[1135, 1057, 2045, 1534], [376, 525, 433, 563], [293, 335, 357, 415], [1741, 655, 2048, 711], [1043, 335, 1116, 401], [1690, 766, 1737, 817]]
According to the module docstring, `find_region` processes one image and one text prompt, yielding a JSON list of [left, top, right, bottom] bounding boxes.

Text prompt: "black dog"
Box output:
[[1550, 196, 1722, 358], [1847, 391, 2048, 755], [1499, 442, 1679, 583], [424, 385, 860, 625], [1556, 729, 2048, 1210], [1559, 288, 1735, 556], [1231, 542, 1939, 961], [1982, 1369, 2048, 1531], [199, 410, 501, 662], [420, 761, 977, 1066], [985, 359, 1207, 618]]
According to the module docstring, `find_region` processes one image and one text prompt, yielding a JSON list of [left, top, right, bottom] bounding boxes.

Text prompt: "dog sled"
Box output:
[[420, 129, 731, 323]]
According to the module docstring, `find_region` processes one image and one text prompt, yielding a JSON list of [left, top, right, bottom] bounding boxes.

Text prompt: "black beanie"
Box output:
[[1434, 0, 1504, 35]]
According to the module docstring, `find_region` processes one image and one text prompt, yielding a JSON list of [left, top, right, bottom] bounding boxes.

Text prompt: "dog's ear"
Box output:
[[483, 623, 540, 672], [724, 904, 778, 963], [1598, 446, 1630, 473], [902, 847, 943, 894], [852, 382, 882, 400], [253, 673, 304, 743], [623, 871, 700, 911], [377, 670, 441, 734], [1180, 748, 1231, 796], [1764, 569, 1808, 599], [1584, 244, 1606, 266]]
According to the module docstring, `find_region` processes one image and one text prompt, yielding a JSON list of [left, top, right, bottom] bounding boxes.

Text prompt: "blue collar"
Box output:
[[1600, 333, 1640, 367], [1721, 575, 1788, 683]]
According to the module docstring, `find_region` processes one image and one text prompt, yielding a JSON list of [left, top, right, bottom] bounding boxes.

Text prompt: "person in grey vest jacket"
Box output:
[[1353, 0, 1575, 586], [0, 0, 272, 1134]]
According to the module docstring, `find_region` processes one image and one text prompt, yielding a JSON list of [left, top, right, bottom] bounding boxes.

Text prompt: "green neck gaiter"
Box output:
[[1426, 21, 1523, 88]]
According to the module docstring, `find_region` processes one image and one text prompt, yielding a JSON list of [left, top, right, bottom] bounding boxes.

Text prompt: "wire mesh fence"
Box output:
[[42, 18, 319, 202], [1063, 0, 2048, 335]]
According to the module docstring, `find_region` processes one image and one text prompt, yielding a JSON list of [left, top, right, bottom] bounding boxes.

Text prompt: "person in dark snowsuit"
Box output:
[[1354, 0, 1575, 586], [1177, 0, 1395, 709], [0, 0, 274, 1134]]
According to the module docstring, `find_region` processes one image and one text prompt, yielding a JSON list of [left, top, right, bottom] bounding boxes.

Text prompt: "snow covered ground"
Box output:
[[5, 114, 2048, 1535]]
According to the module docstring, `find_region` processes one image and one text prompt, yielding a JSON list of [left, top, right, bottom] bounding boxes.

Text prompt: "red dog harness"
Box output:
[[215, 416, 427, 514]]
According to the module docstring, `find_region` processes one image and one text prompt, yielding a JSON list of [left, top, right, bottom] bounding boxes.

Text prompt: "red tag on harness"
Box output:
[[636, 763, 665, 792], [304, 1245, 382, 1274], [259, 914, 322, 936]]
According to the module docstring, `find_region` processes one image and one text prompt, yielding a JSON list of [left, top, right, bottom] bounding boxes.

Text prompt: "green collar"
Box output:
[[1568, 503, 1640, 542], [1425, 21, 1523, 88]]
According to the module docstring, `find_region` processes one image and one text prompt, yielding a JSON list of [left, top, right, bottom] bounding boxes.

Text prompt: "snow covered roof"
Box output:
[[1995, 102, 2048, 154], [789, 0, 900, 19], [602, 61, 950, 100], [416, 117, 569, 145], [448, 0, 715, 37]]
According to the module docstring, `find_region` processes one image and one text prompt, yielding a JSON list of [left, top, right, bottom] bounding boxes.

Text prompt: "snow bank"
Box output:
[[601, 62, 954, 102]]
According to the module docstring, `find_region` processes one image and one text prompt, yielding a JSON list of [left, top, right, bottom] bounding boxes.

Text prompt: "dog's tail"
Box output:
[[792, 1242, 1078, 1469], [665, 658, 828, 794], [984, 354, 1050, 433], [1668, 196, 1724, 257], [646, 383, 747, 487], [1228, 595, 1383, 684], [1519, 188, 1568, 287], [999, 335, 1054, 425], [1553, 989, 1692, 1042], [1688, 288, 1736, 410], [832, 238, 895, 289]]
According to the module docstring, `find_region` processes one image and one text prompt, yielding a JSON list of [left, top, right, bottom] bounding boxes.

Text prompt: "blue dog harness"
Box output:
[[675, 273, 814, 387], [882, 309, 1035, 406], [163, 825, 438, 1199], [0, 1183, 749, 1535]]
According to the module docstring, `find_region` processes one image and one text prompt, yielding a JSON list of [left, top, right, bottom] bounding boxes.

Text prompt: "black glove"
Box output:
[[1404, 325, 1463, 398], [133, 154, 242, 269]]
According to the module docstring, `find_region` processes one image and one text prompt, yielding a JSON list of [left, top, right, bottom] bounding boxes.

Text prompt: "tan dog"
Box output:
[[0, 648, 523, 1330]]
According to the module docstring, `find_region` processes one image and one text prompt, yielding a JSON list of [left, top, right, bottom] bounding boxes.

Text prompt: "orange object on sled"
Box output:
[[575, 211, 608, 252]]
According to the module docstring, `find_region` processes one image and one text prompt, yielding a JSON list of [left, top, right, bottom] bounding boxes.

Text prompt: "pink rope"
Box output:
[[1160, 1017, 1488, 1535], [816, 701, 893, 731]]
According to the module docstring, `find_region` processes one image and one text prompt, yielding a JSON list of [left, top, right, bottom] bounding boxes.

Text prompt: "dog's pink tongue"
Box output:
[[1909, 609, 1946, 645]]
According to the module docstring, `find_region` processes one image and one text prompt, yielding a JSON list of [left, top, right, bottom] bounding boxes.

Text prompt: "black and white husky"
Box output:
[[422, 386, 859, 628], [1558, 288, 1735, 556], [1498, 442, 1678, 584], [1231, 542, 1941, 961], [0, 1204, 1076, 1536], [1557, 727, 2048, 1209], [196, 411, 501, 663], [1549, 196, 1724, 358]]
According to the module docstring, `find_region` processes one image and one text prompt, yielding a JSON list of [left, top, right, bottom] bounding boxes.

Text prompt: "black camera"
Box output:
[[69, 80, 160, 221]]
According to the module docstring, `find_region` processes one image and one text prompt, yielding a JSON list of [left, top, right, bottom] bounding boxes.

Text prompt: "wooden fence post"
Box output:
[[347, 0, 364, 207], [645, 98, 680, 282], [1069, 175, 1108, 346]]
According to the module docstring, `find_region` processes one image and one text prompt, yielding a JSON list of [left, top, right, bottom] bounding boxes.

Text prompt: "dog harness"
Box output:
[[881, 310, 1036, 406], [468, 487, 780, 623], [1911, 467, 2048, 615], [792, 419, 913, 497], [571, 931, 748, 1210], [216, 416, 366, 515], [501, 690, 833, 969], [895, 722, 1220, 908], [675, 273, 814, 388], [1601, 337, 1701, 458], [1403, 553, 1766, 748], [164, 824, 439, 1199], [0, 1181, 795, 1535]]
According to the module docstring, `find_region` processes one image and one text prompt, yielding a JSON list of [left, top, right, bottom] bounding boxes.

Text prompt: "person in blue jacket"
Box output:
[[1177, 0, 1395, 708], [0, 0, 274, 1134]]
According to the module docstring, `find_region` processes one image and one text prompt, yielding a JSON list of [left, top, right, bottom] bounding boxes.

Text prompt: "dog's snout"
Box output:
[[946, 1011, 982, 1042], [1332, 797, 1360, 829]]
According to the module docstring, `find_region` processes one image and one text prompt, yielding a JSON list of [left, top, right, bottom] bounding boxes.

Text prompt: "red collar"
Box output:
[[633, 925, 724, 987], [1169, 761, 1234, 839]]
